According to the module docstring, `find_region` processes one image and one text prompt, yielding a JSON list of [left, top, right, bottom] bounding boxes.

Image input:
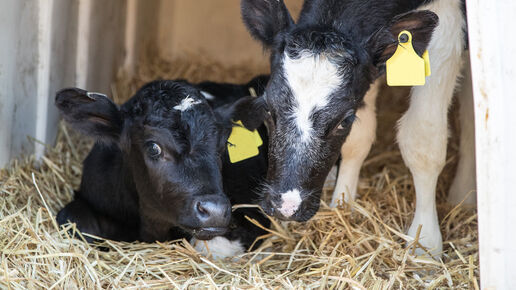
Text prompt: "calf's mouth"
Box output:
[[185, 227, 228, 240]]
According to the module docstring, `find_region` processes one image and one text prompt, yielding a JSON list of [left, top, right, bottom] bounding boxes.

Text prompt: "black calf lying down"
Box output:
[[56, 77, 270, 258]]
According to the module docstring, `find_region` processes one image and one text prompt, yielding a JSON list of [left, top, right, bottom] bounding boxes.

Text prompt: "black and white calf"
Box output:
[[56, 78, 270, 258], [241, 0, 472, 257]]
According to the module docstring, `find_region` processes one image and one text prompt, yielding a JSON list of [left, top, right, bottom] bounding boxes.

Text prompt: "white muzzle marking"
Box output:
[[279, 189, 302, 217]]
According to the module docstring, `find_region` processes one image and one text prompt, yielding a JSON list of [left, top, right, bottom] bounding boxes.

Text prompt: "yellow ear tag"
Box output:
[[227, 120, 263, 163], [422, 50, 431, 76], [386, 30, 426, 86]]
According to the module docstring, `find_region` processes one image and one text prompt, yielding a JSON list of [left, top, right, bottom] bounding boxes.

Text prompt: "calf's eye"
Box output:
[[145, 142, 162, 158], [337, 112, 356, 130]]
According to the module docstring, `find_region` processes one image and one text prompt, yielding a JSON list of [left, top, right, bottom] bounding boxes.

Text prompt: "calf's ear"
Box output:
[[246, 74, 270, 96], [55, 88, 123, 142], [367, 10, 439, 68], [215, 96, 267, 131], [241, 0, 294, 47]]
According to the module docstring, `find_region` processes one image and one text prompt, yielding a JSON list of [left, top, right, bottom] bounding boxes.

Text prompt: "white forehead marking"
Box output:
[[200, 91, 215, 100], [279, 189, 302, 217], [283, 52, 342, 142], [174, 96, 202, 111]]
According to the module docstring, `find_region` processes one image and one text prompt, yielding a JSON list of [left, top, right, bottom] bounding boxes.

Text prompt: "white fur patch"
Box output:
[[191, 237, 245, 259], [174, 96, 202, 111], [283, 52, 341, 142], [278, 189, 302, 217], [200, 91, 215, 100]]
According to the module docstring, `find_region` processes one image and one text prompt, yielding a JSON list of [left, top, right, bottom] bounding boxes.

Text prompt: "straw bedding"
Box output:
[[0, 55, 479, 289]]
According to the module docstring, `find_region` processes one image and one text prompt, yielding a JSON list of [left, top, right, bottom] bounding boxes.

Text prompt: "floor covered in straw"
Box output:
[[0, 56, 479, 289]]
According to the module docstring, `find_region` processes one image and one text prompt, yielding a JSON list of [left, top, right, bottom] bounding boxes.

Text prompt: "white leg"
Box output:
[[448, 52, 477, 206], [190, 237, 245, 259], [398, 0, 465, 257], [330, 79, 379, 207]]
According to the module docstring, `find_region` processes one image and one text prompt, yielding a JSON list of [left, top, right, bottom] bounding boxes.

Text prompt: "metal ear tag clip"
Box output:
[[386, 30, 430, 86]]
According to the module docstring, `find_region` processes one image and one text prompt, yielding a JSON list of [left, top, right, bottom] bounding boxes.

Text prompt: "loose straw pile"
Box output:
[[0, 55, 479, 288]]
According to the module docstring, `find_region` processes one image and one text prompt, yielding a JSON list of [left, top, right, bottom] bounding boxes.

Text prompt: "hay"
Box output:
[[0, 55, 479, 289]]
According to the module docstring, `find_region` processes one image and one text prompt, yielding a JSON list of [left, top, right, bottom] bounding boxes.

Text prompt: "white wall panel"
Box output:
[[0, 1, 41, 165], [466, 0, 516, 288], [0, 0, 126, 166]]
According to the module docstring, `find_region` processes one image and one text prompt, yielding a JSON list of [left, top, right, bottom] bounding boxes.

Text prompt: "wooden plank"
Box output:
[[0, 0, 79, 165], [76, 0, 92, 89], [0, 1, 40, 165], [466, 0, 516, 288], [35, 0, 54, 160]]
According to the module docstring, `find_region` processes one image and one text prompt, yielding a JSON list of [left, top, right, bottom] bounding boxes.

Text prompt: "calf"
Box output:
[[241, 0, 471, 257], [56, 77, 270, 258]]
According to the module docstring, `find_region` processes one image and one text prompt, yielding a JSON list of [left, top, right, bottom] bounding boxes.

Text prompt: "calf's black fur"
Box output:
[[56, 77, 270, 253]]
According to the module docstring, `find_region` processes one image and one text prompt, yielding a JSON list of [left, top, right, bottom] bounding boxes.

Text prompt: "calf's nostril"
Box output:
[[193, 196, 231, 228], [196, 201, 209, 216]]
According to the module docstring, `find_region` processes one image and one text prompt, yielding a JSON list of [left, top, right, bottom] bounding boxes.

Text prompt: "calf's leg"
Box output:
[[397, 0, 465, 258], [448, 52, 477, 206], [330, 79, 379, 206], [57, 197, 138, 242]]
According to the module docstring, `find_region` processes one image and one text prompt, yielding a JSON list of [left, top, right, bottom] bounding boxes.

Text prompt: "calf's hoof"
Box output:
[[406, 223, 443, 259]]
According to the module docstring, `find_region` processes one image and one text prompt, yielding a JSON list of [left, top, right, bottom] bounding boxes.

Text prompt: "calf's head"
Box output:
[[241, 0, 438, 221], [56, 81, 257, 239]]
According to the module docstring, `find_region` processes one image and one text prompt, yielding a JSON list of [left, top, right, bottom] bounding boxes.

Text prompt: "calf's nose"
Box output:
[[193, 195, 231, 227]]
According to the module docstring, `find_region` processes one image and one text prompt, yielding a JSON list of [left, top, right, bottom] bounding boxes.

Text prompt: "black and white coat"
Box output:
[[241, 0, 471, 257]]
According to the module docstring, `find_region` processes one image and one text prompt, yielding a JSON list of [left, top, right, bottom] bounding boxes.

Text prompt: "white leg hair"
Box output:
[[397, 0, 465, 257], [330, 79, 380, 207], [448, 52, 477, 206], [190, 237, 245, 259]]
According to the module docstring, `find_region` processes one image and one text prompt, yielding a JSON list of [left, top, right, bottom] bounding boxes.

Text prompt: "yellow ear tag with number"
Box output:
[[227, 120, 263, 163], [386, 30, 428, 86]]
